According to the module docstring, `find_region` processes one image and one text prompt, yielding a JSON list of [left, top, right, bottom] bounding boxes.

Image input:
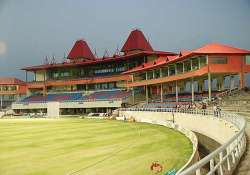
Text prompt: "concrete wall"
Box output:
[[12, 100, 123, 110], [118, 111, 239, 145], [59, 100, 122, 108], [47, 102, 59, 118], [12, 102, 47, 109]]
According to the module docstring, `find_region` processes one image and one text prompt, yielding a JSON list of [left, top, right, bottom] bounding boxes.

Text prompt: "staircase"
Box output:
[[218, 90, 250, 175]]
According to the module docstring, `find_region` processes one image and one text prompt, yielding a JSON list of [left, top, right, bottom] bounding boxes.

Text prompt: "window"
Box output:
[[168, 65, 176, 76], [210, 57, 227, 64], [246, 55, 250, 65], [184, 61, 191, 72], [191, 57, 199, 70], [154, 69, 160, 78], [199, 56, 207, 67], [176, 63, 184, 74]]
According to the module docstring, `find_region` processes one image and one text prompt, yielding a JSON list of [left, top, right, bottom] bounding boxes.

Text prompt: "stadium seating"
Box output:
[[84, 90, 131, 101], [19, 90, 131, 103], [21, 92, 82, 103], [150, 91, 220, 103], [143, 101, 192, 108]]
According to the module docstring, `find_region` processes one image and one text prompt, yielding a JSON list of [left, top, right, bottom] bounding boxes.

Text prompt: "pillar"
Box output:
[[240, 72, 245, 89], [43, 71, 47, 96], [230, 75, 235, 91], [160, 83, 163, 103], [217, 76, 224, 91], [25, 71, 28, 82], [145, 85, 149, 104], [132, 88, 135, 104], [0, 95, 2, 109], [175, 81, 178, 103], [208, 73, 212, 101], [198, 80, 203, 93], [191, 78, 194, 102], [34, 71, 37, 81]]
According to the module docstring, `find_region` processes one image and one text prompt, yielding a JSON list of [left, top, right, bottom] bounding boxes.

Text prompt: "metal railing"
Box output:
[[119, 108, 247, 175]]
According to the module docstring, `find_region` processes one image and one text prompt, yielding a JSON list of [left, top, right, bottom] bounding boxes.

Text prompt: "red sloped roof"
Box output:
[[121, 29, 153, 52], [179, 49, 192, 57], [193, 43, 250, 54], [123, 55, 178, 74], [123, 42, 250, 74], [22, 50, 177, 71], [67, 40, 95, 60], [0, 77, 25, 85]]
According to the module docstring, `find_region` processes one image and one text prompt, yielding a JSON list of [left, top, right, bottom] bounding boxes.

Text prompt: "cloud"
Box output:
[[0, 41, 7, 55]]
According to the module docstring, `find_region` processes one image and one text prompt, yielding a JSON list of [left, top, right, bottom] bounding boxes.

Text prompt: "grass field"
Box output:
[[0, 118, 192, 175]]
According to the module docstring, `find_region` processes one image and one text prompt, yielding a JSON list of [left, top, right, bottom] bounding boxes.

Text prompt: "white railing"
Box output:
[[119, 108, 247, 175]]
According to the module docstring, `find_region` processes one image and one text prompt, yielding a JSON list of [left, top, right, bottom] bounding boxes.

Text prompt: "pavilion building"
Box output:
[[0, 77, 27, 109], [124, 43, 250, 104]]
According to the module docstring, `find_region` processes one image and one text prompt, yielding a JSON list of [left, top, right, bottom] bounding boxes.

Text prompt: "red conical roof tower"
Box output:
[[121, 29, 153, 53], [67, 40, 95, 61]]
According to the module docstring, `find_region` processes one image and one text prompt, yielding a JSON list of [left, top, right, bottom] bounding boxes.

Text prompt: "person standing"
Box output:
[[213, 104, 217, 117]]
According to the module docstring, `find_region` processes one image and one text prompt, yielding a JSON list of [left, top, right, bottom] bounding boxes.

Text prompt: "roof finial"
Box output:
[[44, 56, 49, 64], [94, 48, 98, 58], [103, 49, 110, 59]]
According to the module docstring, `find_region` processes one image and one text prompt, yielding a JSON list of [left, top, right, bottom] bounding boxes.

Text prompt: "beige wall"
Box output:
[[119, 111, 239, 145], [35, 71, 46, 81]]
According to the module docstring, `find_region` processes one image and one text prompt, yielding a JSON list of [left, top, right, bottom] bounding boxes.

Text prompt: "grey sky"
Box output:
[[0, 0, 250, 82]]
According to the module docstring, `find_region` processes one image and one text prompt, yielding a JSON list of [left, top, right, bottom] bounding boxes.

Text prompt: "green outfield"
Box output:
[[0, 118, 192, 175]]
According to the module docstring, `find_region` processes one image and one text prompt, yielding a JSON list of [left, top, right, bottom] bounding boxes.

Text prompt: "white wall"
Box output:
[[119, 111, 239, 145], [47, 102, 59, 118]]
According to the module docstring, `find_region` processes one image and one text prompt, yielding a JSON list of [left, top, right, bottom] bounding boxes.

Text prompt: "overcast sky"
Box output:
[[0, 0, 250, 82]]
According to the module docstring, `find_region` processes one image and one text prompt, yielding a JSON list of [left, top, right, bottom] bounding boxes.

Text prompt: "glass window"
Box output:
[[199, 56, 207, 67], [192, 57, 199, 70], [169, 65, 176, 76], [161, 67, 168, 77], [184, 61, 191, 72], [246, 55, 250, 65], [147, 70, 154, 79], [210, 57, 227, 64], [154, 69, 160, 78], [176, 63, 183, 74]]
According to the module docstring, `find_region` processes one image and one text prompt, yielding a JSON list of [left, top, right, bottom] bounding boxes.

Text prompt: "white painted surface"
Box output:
[[47, 102, 59, 118]]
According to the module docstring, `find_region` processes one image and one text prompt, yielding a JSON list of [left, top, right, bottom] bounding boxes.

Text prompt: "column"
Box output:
[[43, 71, 47, 96], [230, 75, 235, 91], [191, 78, 194, 102], [160, 68, 162, 78], [240, 56, 245, 89], [217, 76, 224, 91], [190, 59, 193, 71], [208, 73, 212, 101], [34, 71, 37, 81], [132, 88, 135, 104], [25, 71, 28, 82], [145, 85, 149, 104], [175, 81, 178, 103], [0, 95, 2, 109], [160, 83, 163, 103], [198, 57, 201, 69], [240, 72, 245, 89]]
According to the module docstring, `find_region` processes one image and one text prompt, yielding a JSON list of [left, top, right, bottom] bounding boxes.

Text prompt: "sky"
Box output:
[[0, 0, 250, 83]]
